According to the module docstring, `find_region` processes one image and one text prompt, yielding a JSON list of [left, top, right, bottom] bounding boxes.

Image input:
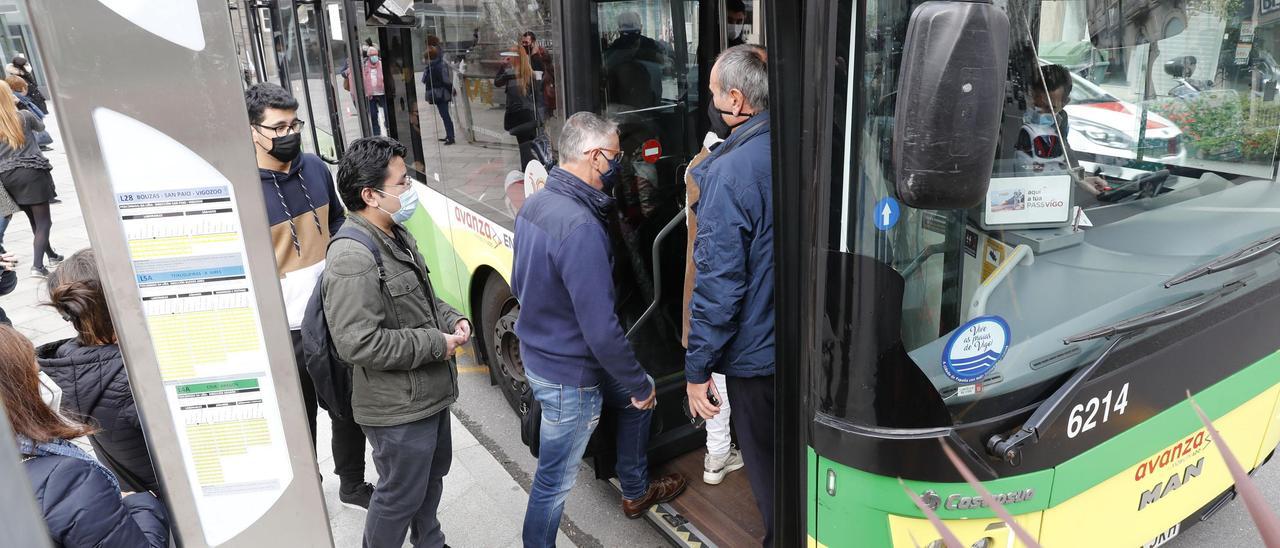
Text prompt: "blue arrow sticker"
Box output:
[[873, 197, 900, 231], [942, 316, 1011, 384]]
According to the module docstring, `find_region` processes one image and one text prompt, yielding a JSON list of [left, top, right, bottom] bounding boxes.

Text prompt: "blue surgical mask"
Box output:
[[376, 184, 419, 224], [597, 151, 623, 194], [1023, 109, 1056, 127], [369, 55, 380, 64]]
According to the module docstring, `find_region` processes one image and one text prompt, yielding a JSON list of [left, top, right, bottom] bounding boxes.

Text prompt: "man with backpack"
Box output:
[[244, 83, 373, 508], [323, 136, 470, 548]]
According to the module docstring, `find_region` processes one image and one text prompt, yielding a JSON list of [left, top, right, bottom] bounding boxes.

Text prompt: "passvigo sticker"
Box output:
[[942, 316, 1010, 383]]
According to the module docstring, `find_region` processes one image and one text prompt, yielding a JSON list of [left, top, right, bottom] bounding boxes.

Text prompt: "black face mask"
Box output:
[[523, 44, 533, 54], [267, 132, 302, 163], [707, 100, 753, 140]]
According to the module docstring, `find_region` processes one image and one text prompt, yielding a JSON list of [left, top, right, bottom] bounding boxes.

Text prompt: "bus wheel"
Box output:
[[480, 274, 526, 416]]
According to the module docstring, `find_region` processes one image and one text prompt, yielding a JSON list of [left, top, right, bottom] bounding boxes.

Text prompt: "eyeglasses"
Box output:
[[253, 119, 306, 138], [591, 147, 623, 160], [382, 172, 412, 191]]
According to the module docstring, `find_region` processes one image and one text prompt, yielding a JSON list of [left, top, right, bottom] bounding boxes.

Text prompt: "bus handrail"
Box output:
[[625, 208, 688, 340], [967, 244, 1034, 320]]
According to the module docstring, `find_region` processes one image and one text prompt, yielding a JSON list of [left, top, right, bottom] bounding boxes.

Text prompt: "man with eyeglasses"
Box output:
[[324, 136, 470, 548], [243, 83, 374, 509], [512, 112, 686, 547]]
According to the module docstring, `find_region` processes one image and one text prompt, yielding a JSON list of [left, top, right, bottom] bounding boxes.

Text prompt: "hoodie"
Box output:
[[260, 152, 345, 329]]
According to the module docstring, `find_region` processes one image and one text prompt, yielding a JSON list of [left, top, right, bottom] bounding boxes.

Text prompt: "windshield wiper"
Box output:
[[987, 280, 1245, 465], [1164, 232, 1280, 288]]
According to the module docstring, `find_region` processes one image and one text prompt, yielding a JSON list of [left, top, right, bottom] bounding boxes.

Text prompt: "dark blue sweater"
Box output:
[[511, 167, 650, 400]]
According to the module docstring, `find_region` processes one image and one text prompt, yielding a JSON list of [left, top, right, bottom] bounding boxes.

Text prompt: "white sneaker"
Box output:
[[703, 448, 745, 485]]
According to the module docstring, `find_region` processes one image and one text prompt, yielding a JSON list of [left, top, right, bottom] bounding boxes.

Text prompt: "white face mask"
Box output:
[[728, 23, 744, 40], [38, 370, 62, 411]]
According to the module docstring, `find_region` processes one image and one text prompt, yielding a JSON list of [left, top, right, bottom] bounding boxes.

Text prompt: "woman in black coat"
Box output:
[[495, 45, 545, 170], [38, 249, 159, 492], [1, 324, 168, 547]]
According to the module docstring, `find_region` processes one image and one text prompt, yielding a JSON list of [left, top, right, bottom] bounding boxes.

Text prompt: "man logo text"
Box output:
[[1138, 457, 1203, 510]]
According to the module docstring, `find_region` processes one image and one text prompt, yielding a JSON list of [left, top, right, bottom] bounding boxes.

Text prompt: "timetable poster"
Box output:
[[115, 184, 292, 540]]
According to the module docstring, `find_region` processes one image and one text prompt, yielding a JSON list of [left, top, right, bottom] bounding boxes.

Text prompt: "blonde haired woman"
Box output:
[[495, 44, 545, 169], [0, 80, 59, 277]]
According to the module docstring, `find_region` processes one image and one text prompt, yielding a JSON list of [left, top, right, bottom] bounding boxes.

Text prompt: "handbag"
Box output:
[[0, 181, 19, 218], [528, 87, 555, 167], [519, 387, 542, 458]]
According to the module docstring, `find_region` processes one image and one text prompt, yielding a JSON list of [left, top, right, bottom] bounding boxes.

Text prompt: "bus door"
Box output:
[[276, 0, 348, 162], [577, 0, 705, 399], [568, 1, 776, 545], [243, 1, 287, 90]]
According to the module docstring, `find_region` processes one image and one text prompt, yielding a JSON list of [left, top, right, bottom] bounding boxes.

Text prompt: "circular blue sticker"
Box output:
[[942, 316, 1011, 383], [873, 197, 900, 230]]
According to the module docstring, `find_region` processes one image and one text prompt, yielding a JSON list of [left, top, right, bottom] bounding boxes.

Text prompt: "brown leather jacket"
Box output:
[[681, 147, 713, 348]]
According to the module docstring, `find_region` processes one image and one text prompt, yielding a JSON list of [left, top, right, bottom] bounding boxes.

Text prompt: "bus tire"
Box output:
[[480, 273, 527, 417]]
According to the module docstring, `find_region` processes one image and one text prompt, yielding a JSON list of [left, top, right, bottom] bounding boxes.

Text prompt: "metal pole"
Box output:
[[0, 399, 54, 548], [21, 1, 333, 546]]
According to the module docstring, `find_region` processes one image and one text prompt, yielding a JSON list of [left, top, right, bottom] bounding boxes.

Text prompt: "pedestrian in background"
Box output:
[[0, 80, 61, 278], [6, 75, 52, 151], [684, 44, 775, 547], [325, 136, 471, 548], [422, 36, 456, 146], [0, 250, 15, 324], [37, 249, 160, 494], [520, 31, 556, 115], [512, 112, 686, 548], [364, 47, 387, 136], [6, 54, 47, 113], [496, 45, 544, 170], [244, 83, 374, 508], [1, 325, 169, 548]]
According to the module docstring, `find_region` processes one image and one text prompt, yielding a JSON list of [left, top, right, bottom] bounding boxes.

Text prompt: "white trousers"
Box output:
[[706, 373, 732, 456]]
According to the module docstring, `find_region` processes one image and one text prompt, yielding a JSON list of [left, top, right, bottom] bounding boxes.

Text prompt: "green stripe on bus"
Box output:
[[1049, 349, 1280, 504], [808, 349, 1280, 533]]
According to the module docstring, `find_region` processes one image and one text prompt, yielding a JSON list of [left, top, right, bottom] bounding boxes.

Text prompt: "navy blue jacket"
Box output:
[[685, 113, 775, 383], [511, 167, 650, 400], [24, 454, 169, 547], [421, 57, 453, 104], [38, 339, 159, 493]]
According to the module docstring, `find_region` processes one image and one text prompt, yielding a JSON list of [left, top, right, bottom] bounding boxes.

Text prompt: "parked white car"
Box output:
[[1063, 73, 1186, 164]]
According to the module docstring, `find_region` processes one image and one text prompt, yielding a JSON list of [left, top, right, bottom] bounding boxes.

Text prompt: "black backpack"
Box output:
[[301, 225, 383, 422]]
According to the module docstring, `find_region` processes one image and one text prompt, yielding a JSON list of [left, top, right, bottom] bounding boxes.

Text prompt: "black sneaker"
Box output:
[[338, 481, 374, 510], [30, 266, 48, 278], [47, 253, 64, 266], [443, 138, 455, 145]]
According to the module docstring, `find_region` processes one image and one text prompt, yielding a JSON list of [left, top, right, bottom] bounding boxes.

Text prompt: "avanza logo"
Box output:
[[1134, 430, 1210, 482], [454, 207, 512, 249]]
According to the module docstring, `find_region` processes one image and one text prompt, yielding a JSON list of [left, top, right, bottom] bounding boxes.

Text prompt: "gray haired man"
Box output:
[[685, 44, 775, 546], [512, 112, 687, 547]]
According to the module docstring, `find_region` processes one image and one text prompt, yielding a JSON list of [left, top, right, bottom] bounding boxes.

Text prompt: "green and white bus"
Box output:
[[236, 0, 1280, 545]]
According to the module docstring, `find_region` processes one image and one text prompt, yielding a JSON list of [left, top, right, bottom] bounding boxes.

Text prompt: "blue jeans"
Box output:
[[521, 370, 652, 547], [0, 214, 9, 250]]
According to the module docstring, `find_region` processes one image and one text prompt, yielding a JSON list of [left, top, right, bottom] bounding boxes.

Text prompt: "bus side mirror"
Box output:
[[893, 0, 1009, 210]]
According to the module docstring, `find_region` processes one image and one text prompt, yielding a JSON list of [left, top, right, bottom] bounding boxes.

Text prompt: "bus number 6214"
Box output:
[[1067, 383, 1130, 438]]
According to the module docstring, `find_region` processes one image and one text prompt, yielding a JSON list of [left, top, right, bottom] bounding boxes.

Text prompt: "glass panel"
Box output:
[[823, 0, 1280, 426], [295, 2, 340, 161], [278, 6, 318, 155], [586, 0, 703, 382]]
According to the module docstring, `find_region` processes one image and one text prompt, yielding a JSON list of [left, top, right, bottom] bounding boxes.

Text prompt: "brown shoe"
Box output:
[[622, 473, 688, 519]]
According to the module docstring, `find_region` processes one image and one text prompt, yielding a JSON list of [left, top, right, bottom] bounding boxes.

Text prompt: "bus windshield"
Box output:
[[822, 0, 1280, 427]]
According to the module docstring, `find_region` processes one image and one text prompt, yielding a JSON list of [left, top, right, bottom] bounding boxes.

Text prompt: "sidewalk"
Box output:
[[3, 113, 568, 547]]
